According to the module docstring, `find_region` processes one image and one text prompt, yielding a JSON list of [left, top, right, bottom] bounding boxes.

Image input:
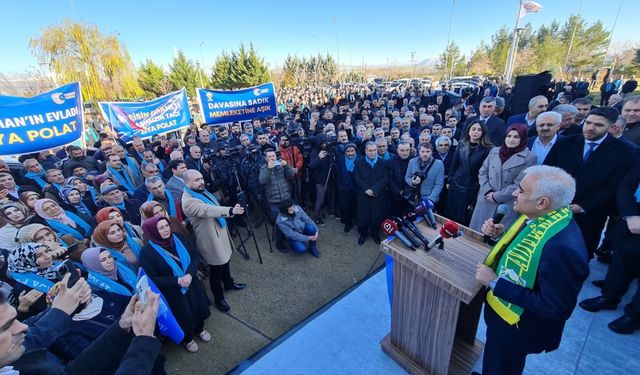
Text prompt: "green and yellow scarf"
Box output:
[[483, 206, 572, 325]]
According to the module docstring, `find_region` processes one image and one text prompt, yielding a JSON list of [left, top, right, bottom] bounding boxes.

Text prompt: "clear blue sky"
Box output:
[[0, 0, 636, 74]]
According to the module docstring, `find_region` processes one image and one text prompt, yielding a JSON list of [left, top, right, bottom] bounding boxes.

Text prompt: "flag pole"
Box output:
[[504, 0, 523, 83]]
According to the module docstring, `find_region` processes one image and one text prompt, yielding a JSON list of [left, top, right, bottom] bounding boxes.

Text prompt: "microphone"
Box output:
[[483, 204, 510, 243], [399, 213, 431, 248], [427, 220, 462, 250], [414, 199, 437, 228], [390, 216, 422, 248], [381, 219, 416, 250]]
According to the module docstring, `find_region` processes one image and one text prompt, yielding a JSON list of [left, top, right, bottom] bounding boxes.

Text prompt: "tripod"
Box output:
[[314, 151, 336, 220], [231, 168, 265, 263]]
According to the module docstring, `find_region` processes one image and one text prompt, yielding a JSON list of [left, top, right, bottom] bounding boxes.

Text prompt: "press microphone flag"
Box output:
[[427, 220, 462, 249]]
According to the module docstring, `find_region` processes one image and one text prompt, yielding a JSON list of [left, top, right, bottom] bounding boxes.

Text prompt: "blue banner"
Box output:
[[0, 82, 84, 156], [98, 88, 191, 139], [197, 82, 277, 125], [137, 267, 185, 344]]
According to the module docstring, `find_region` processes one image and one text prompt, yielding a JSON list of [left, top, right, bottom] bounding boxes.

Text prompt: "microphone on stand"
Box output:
[[483, 204, 510, 243], [381, 219, 416, 250], [399, 212, 431, 249], [390, 216, 423, 248], [427, 220, 462, 250]]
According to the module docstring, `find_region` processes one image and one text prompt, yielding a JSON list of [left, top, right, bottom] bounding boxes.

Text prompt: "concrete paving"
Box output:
[[162, 215, 385, 374]]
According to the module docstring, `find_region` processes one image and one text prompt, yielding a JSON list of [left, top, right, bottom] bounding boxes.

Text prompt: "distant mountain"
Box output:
[[416, 57, 440, 67]]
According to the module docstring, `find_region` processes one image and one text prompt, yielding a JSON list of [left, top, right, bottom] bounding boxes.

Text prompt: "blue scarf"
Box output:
[[125, 156, 140, 179], [74, 201, 92, 217], [366, 155, 379, 168], [147, 190, 177, 217], [124, 222, 140, 240], [9, 272, 56, 293], [108, 166, 136, 193], [345, 155, 356, 172], [88, 186, 98, 202], [635, 184, 640, 203], [157, 162, 165, 172], [149, 236, 191, 294], [47, 211, 91, 240], [87, 266, 137, 296], [126, 237, 141, 258], [382, 151, 390, 160], [25, 170, 47, 188], [184, 187, 226, 228], [108, 249, 129, 264]]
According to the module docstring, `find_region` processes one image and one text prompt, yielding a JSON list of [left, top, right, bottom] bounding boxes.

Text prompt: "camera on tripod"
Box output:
[[319, 135, 339, 157]]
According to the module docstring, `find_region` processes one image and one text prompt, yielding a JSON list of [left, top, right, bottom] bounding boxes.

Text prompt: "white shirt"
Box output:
[[531, 134, 558, 165]]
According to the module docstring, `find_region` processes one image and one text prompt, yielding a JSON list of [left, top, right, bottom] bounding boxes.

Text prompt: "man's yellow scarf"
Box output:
[[483, 207, 573, 325]]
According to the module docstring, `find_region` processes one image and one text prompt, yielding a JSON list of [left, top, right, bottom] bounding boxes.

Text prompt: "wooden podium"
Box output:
[[380, 217, 491, 375]]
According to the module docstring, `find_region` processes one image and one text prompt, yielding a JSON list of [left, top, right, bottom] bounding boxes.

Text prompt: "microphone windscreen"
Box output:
[[441, 220, 460, 238], [381, 219, 398, 235]]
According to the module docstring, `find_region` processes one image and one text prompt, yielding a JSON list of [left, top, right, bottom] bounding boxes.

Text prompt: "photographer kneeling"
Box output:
[[275, 199, 321, 258], [404, 142, 445, 205]]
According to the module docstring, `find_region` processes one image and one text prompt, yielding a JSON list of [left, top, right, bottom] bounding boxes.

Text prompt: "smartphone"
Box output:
[[273, 160, 282, 167], [54, 259, 80, 287], [136, 275, 150, 311]]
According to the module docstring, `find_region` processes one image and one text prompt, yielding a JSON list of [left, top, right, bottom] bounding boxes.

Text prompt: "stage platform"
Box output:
[[235, 259, 639, 375]]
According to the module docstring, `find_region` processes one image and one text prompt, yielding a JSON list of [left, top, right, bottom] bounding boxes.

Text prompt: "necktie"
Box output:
[[583, 142, 596, 162]]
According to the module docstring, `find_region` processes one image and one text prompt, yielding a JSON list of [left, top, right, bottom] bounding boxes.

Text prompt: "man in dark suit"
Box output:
[[621, 96, 640, 145], [554, 104, 582, 136], [544, 107, 636, 258], [463, 96, 506, 146], [475, 165, 589, 375], [354, 141, 389, 245], [507, 95, 549, 137], [579, 160, 640, 334], [387, 141, 412, 217]]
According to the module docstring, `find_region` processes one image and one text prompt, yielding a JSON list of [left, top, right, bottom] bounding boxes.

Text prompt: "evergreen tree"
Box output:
[[210, 52, 232, 89], [168, 50, 198, 96], [138, 59, 169, 98]]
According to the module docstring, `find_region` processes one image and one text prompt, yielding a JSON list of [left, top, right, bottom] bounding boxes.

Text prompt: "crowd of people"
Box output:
[[0, 73, 639, 373]]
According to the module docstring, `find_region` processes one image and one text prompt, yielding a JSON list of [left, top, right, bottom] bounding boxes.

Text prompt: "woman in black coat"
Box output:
[[140, 216, 211, 353], [446, 120, 493, 226]]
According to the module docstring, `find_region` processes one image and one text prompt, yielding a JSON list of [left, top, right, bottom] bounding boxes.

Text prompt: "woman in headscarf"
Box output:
[[59, 185, 96, 222], [0, 202, 36, 248], [95, 206, 143, 241], [139, 201, 191, 240], [7, 242, 111, 361], [91, 220, 142, 267], [7, 242, 61, 318], [66, 176, 98, 212], [81, 247, 136, 317], [140, 216, 211, 353], [34, 198, 93, 241], [16, 223, 89, 261], [19, 190, 44, 223], [469, 123, 537, 231]]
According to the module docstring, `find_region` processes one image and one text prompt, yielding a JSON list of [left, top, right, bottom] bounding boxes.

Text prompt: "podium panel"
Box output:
[[380, 216, 491, 375]]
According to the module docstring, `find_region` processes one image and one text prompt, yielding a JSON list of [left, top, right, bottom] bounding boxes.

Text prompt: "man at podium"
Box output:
[[474, 165, 589, 375]]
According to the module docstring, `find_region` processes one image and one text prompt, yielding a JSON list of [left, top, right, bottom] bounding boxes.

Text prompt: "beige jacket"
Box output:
[[181, 188, 234, 265]]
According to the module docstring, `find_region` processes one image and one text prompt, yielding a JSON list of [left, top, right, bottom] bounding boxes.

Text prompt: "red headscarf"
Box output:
[[142, 216, 174, 249], [499, 123, 528, 164], [95, 207, 122, 223]]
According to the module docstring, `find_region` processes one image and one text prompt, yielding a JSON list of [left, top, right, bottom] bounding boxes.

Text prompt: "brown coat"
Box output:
[[181, 189, 234, 265], [469, 147, 536, 232]]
